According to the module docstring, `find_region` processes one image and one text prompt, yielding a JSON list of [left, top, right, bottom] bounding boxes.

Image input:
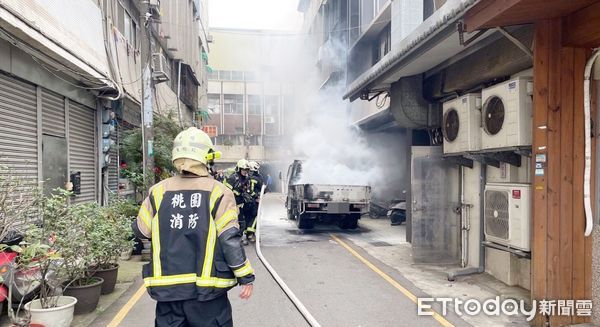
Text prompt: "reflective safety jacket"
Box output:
[[249, 172, 264, 199], [223, 172, 250, 205], [134, 174, 255, 302]]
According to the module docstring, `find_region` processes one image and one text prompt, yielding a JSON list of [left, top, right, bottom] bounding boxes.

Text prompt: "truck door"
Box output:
[[410, 146, 460, 265]]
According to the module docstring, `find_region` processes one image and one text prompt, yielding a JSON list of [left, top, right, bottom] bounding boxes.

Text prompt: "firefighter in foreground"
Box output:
[[243, 161, 264, 242], [133, 127, 254, 327], [223, 159, 253, 245]]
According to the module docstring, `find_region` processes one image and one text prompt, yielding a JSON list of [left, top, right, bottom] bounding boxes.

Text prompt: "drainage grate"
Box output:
[[370, 241, 392, 247]]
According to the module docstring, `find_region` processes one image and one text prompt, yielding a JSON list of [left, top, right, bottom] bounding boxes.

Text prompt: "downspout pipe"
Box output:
[[448, 164, 486, 281], [584, 49, 599, 237], [177, 61, 183, 128]]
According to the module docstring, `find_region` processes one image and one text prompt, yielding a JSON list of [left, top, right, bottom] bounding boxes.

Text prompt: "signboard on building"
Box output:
[[203, 125, 218, 137]]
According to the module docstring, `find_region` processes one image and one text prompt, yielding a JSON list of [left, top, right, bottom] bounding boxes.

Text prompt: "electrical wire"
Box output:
[[375, 92, 389, 108], [0, 26, 118, 92]]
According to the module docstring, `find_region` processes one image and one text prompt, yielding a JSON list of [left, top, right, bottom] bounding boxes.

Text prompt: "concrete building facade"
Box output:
[[299, 0, 600, 326], [0, 0, 209, 204], [300, 0, 600, 325], [204, 28, 295, 166]]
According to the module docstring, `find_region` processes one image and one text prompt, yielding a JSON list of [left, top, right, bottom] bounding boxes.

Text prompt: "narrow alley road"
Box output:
[[93, 194, 470, 327]]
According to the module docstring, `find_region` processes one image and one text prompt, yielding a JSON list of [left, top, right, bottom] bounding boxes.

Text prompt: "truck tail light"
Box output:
[[306, 203, 320, 208], [353, 204, 365, 209]]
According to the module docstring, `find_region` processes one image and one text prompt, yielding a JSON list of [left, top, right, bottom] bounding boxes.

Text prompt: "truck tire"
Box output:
[[297, 214, 314, 229], [287, 210, 296, 220], [339, 215, 359, 230]]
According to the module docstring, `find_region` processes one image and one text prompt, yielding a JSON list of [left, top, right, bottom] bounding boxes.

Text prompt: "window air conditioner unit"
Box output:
[[265, 116, 275, 124], [484, 183, 531, 251], [151, 53, 170, 83], [480, 77, 533, 151], [442, 93, 482, 154]]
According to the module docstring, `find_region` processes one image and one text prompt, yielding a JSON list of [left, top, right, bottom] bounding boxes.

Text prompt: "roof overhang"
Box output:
[[0, 4, 118, 95], [343, 0, 489, 101], [463, 0, 599, 32]]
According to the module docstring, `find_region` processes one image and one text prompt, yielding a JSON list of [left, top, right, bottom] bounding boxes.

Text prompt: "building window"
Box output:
[[248, 95, 262, 115], [264, 96, 279, 117], [208, 94, 221, 113], [208, 70, 219, 80], [348, 0, 360, 44], [219, 70, 232, 80], [244, 71, 257, 81], [373, 23, 391, 64], [223, 94, 243, 114], [231, 71, 244, 81]]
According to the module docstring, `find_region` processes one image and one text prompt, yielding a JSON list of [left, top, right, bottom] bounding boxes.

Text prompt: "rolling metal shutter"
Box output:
[[42, 89, 66, 137], [69, 101, 97, 203], [0, 73, 38, 192]]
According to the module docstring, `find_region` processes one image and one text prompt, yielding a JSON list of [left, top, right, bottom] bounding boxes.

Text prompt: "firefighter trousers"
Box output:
[[155, 294, 233, 327], [242, 201, 257, 235]]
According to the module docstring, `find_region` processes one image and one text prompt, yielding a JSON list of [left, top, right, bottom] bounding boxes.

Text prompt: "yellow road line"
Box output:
[[330, 234, 454, 327], [106, 284, 147, 327]]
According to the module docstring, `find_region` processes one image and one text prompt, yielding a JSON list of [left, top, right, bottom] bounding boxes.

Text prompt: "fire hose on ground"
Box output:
[[253, 186, 322, 327]]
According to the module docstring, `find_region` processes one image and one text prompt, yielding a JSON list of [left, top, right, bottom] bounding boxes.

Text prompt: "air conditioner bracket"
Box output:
[[482, 241, 531, 259]]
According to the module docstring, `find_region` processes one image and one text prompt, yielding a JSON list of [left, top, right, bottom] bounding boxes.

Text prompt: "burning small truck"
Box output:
[[285, 160, 371, 229]]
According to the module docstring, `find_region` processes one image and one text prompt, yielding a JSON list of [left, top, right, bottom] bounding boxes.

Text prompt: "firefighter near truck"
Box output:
[[285, 160, 372, 229]]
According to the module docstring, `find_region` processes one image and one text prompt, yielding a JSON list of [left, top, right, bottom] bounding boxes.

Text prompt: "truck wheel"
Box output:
[[339, 215, 359, 229], [297, 214, 314, 229], [287, 210, 296, 220]]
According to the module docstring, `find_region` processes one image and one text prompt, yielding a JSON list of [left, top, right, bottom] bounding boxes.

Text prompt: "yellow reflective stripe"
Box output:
[[138, 205, 152, 229], [196, 277, 237, 288], [215, 209, 237, 232], [209, 187, 224, 219], [144, 274, 197, 287], [144, 275, 236, 289], [250, 213, 258, 230], [151, 185, 166, 277], [201, 215, 217, 279], [233, 260, 254, 278]]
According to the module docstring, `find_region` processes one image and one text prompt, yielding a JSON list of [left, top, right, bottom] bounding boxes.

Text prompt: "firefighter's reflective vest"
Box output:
[[136, 175, 254, 302]]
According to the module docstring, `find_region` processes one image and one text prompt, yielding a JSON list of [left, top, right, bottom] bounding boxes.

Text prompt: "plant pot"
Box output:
[[63, 277, 103, 315], [91, 264, 119, 295], [120, 248, 133, 261], [25, 296, 77, 327]]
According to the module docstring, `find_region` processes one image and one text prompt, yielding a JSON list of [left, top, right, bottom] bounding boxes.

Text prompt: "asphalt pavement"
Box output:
[[92, 193, 470, 327]]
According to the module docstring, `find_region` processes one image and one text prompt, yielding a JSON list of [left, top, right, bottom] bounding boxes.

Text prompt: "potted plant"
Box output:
[[88, 199, 134, 294], [5, 240, 77, 327], [0, 165, 38, 246], [54, 201, 104, 315]]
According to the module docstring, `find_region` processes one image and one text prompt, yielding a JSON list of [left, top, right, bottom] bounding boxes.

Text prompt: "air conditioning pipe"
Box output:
[[448, 165, 486, 281], [584, 49, 599, 237]]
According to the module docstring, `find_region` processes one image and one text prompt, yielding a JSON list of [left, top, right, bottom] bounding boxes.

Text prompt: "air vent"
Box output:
[[484, 190, 509, 240], [443, 108, 459, 142], [483, 96, 505, 136]]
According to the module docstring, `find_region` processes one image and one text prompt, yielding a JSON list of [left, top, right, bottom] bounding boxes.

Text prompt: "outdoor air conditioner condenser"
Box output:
[[484, 183, 531, 252], [442, 93, 482, 154]]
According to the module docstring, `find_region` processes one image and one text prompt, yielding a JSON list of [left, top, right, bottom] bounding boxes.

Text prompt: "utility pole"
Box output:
[[140, 0, 155, 191]]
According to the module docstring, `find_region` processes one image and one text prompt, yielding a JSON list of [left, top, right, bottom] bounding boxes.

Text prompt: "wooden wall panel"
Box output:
[[532, 19, 593, 326], [531, 20, 550, 327], [572, 47, 588, 324]]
